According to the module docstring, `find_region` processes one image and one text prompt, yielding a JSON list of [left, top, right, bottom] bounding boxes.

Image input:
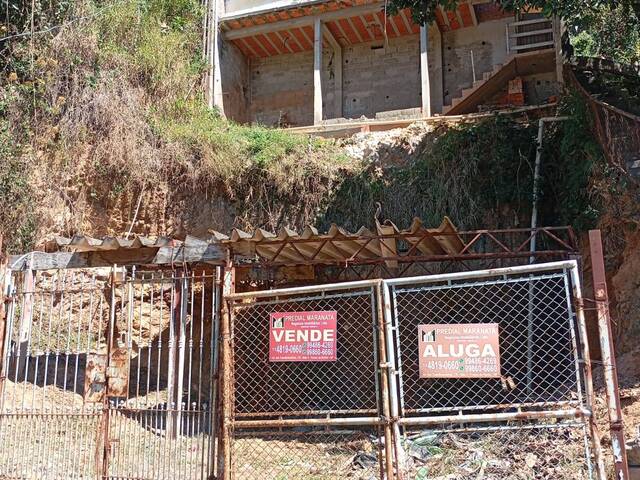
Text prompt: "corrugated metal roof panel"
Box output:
[[45, 217, 464, 265], [210, 216, 464, 265], [46, 235, 182, 253]]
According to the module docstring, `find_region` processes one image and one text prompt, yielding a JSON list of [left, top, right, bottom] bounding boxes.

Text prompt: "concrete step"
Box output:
[[452, 97, 463, 107], [473, 80, 484, 88]]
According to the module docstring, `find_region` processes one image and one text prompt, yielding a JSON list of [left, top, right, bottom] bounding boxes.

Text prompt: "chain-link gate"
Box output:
[[221, 261, 605, 480], [383, 261, 604, 480], [0, 266, 219, 480], [223, 281, 393, 480]]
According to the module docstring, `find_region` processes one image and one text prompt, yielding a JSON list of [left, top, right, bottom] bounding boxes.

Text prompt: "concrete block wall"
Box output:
[[221, 39, 249, 123], [442, 16, 514, 106], [342, 34, 421, 119], [247, 32, 442, 125], [248, 49, 336, 126]]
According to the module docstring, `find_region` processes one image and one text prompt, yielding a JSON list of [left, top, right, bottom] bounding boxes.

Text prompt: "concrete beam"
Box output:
[[314, 17, 323, 125], [322, 24, 342, 118], [223, 3, 383, 40], [420, 25, 431, 117], [221, 0, 335, 22]]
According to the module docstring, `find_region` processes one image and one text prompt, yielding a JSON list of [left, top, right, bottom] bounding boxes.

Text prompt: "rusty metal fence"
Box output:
[[384, 261, 603, 479], [0, 266, 219, 480], [0, 259, 610, 479], [223, 281, 393, 480], [221, 260, 605, 480]]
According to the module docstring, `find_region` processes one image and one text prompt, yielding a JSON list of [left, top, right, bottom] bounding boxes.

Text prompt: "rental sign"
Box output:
[[269, 311, 337, 362], [417, 323, 501, 378]]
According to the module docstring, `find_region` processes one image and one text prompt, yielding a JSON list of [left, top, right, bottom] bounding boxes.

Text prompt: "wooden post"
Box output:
[[589, 230, 630, 480], [420, 25, 431, 118], [314, 17, 323, 125]]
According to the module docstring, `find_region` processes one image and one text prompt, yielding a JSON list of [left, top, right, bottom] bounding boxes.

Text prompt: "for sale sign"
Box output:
[[417, 323, 501, 378], [269, 311, 337, 362]]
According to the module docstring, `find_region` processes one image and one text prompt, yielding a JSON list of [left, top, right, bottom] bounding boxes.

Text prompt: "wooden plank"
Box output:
[[9, 244, 225, 271]]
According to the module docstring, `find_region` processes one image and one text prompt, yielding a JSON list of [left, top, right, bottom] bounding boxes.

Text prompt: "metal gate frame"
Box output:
[[381, 260, 606, 480], [220, 279, 396, 480], [0, 264, 220, 480]]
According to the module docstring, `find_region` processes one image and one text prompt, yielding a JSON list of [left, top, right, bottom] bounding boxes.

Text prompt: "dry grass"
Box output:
[[1, 0, 353, 250], [233, 430, 380, 480], [402, 427, 591, 480]]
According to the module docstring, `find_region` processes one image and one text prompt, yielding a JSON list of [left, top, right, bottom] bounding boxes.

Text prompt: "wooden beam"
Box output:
[[468, 2, 478, 26], [223, 3, 383, 40], [314, 17, 323, 125], [420, 25, 431, 117], [9, 244, 225, 271], [438, 5, 450, 29], [323, 24, 342, 118]]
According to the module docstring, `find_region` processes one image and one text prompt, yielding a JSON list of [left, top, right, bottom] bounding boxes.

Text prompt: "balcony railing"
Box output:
[[506, 17, 555, 55]]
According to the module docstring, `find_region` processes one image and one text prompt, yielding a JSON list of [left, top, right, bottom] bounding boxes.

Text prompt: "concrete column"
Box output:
[[210, 0, 225, 115], [322, 25, 342, 119], [553, 16, 564, 86], [420, 25, 431, 117], [314, 17, 323, 125]]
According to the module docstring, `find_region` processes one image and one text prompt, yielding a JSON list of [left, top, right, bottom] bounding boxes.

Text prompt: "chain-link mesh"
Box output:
[[399, 423, 592, 479], [231, 289, 379, 416], [232, 428, 383, 480], [392, 273, 583, 413]]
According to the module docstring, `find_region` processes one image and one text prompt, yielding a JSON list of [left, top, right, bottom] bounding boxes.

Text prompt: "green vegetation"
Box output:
[[385, 0, 639, 65], [0, 0, 628, 253], [322, 97, 607, 233], [1, 0, 350, 249]]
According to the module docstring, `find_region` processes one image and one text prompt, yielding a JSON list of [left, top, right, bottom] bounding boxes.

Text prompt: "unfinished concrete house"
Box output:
[[209, 0, 563, 128]]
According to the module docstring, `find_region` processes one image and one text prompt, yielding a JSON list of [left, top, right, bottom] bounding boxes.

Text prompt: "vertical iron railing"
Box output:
[[0, 266, 220, 480]]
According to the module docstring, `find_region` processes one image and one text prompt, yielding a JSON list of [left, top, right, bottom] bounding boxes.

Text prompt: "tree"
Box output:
[[387, 0, 640, 32]]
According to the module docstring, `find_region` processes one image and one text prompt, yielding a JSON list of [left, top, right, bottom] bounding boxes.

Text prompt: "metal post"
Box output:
[[470, 50, 476, 83], [175, 271, 189, 437], [382, 281, 405, 475], [0, 237, 8, 408], [375, 282, 397, 480], [209, 266, 222, 476], [589, 229, 630, 480], [527, 117, 569, 396], [101, 264, 118, 478], [569, 263, 607, 480], [218, 258, 234, 480]]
